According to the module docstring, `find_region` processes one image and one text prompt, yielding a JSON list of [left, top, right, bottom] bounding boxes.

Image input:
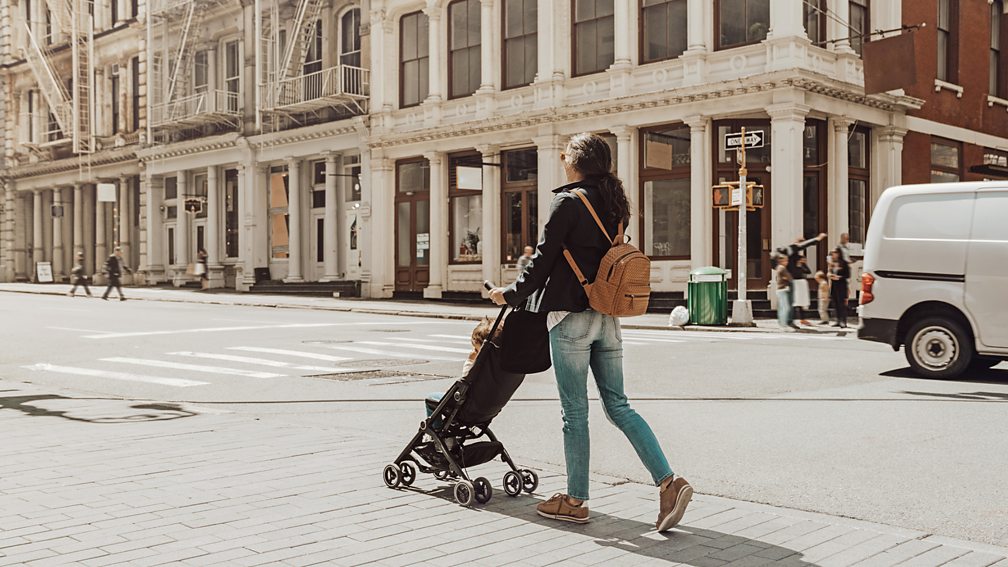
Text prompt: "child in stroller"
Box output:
[[382, 284, 540, 506]]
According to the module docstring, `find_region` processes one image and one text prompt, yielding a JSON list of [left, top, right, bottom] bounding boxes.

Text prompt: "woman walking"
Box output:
[[489, 133, 691, 532], [829, 248, 851, 328]]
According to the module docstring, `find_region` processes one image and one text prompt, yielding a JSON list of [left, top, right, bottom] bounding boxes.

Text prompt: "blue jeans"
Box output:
[[550, 310, 674, 501], [777, 289, 792, 327]]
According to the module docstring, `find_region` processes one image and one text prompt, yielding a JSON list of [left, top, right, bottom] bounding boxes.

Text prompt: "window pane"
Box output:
[[505, 149, 538, 182], [595, 0, 614, 18], [416, 200, 430, 266], [930, 142, 959, 169], [937, 32, 948, 81], [719, 0, 746, 47], [528, 0, 538, 33], [398, 161, 430, 192], [397, 202, 411, 266], [524, 35, 538, 84], [597, 15, 615, 69], [938, 0, 949, 30], [506, 0, 524, 38], [930, 170, 960, 183], [747, 0, 770, 43], [418, 13, 429, 54], [668, 0, 687, 58], [451, 1, 468, 48], [270, 213, 289, 258], [313, 161, 326, 185], [403, 14, 417, 60], [848, 131, 867, 168], [504, 192, 523, 261], [576, 20, 596, 73], [848, 179, 867, 244], [452, 194, 483, 262], [643, 127, 690, 170], [165, 177, 177, 200], [643, 3, 668, 62], [803, 174, 820, 241], [469, 45, 481, 93], [312, 190, 325, 209], [575, 0, 595, 22], [419, 57, 430, 100], [403, 60, 419, 106], [803, 124, 819, 164], [451, 48, 468, 97], [468, 0, 481, 45], [269, 174, 289, 208], [644, 178, 691, 257], [316, 218, 324, 262]]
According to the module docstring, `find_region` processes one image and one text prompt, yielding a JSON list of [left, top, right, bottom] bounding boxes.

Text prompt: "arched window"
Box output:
[[340, 8, 361, 67]]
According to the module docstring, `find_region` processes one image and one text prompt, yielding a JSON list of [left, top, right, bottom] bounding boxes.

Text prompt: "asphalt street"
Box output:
[[2, 292, 1006, 547]]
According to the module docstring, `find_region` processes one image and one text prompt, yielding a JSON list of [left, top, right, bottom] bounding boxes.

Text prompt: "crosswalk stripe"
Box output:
[[356, 341, 472, 354], [22, 363, 208, 388], [401, 336, 472, 345], [315, 344, 458, 362], [431, 334, 475, 342], [227, 347, 354, 363], [101, 357, 283, 379], [168, 352, 356, 374]]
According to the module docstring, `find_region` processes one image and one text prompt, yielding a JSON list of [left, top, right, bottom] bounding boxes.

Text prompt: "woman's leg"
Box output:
[[777, 290, 790, 327], [590, 315, 674, 487], [837, 283, 848, 326], [549, 312, 597, 501]]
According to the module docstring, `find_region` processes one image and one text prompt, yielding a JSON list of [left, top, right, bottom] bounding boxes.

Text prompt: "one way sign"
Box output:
[[724, 130, 765, 150]]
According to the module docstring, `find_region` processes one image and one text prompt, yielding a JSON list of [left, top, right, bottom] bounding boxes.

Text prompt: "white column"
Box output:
[[533, 135, 564, 234], [367, 156, 395, 298], [476, 145, 501, 289], [32, 190, 43, 276], [52, 188, 65, 279], [144, 175, 164, 280], [206, 166, 222, 280], [175, 172, 189, 277], [238, 165, 258, 289], [768, 0, 805, 39], [285, 158, 303, 282], [322, 153, 340, 281], [477, 0, 495, 92], [876, 127, 906, 204], [613, 127, 638, 245], [831, 117, 853, 240], [686, 116, 712, 269], [96, 190, 107, 269], [424, 2, 442, 103], [831, 0, 854, 54], [769, 104, 809, 257], [686, 0, 707, 52], [73, 183, 84, 260], [613, 0, 632, 67], [424, 151, 445, 298], [118, 176, 131, 264]]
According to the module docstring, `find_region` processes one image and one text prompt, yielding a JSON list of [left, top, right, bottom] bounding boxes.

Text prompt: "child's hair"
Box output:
[[470, 317, 500, 349], [814, 270, 825, 281]]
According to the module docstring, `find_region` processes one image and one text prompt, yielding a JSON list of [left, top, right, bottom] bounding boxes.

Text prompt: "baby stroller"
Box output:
[[382, 287, 539, 507]]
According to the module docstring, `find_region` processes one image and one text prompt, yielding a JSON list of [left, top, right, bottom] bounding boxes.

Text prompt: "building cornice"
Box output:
[[10, 146, 139, 179], [135, 133, 243, 162], [247, 117, 368, 149]]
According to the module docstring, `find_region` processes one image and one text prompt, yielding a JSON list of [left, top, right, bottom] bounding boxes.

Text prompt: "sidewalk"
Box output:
[[0, 283, 855, 335], [1, 381, 1002, 566]]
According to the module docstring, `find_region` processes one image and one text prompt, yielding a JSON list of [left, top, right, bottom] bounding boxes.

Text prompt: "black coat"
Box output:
[[502, 181, 622, 313], [778, 237, 821, 279], [105, 255, 124, 278]]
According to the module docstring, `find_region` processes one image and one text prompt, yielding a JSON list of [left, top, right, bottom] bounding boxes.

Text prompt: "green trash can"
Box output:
[[687, 267, 728, 325]]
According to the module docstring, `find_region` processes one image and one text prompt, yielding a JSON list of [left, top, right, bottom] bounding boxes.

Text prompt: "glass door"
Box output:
[[394, 159, 431, 292]]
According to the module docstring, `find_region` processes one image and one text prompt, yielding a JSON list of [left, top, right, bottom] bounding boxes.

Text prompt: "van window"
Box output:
[[885, 194, 974, 240], [972, 192, 1008, 240]]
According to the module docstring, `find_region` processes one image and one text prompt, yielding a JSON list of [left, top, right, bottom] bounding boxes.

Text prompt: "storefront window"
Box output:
[[449, 153, 483, 263], [502, 148, 539, 262], [225, 169, 239, 258], [640, 125, 690, 259], [269, 168, 289, 259], [849, 127, 870, 245]]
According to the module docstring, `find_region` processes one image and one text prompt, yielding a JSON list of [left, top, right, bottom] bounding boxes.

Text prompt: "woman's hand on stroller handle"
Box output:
[[485, 281, 507, 306]]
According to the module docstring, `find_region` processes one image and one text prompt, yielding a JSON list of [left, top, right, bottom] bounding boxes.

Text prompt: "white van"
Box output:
[[858, 182, 1008, 379]]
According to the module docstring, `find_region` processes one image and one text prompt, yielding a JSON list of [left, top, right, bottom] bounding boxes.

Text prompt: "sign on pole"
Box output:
[[723, 130, 765, 150], [97, 182, 117, 202], [456, 166, 483, 190]]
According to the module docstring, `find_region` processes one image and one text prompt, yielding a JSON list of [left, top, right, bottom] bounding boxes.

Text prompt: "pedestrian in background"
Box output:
[[829, 248, 850, 328], [775, 255, 796, 329], [837, 232, 852, 265], [197, 248, 209, 290], [774, 233, 826, 326], [102, 247, 130, 302], [67, 252, 92, 297], [815, 271, 830, 324], [516, 245, 534, 272], [792, 255, 812, 326]]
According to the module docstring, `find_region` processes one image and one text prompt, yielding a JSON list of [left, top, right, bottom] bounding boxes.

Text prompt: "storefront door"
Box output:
[[394, 159, 430, 292], [267, 167, 290, 281]]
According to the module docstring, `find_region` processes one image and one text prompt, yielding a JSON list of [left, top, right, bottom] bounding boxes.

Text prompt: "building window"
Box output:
[[848, 127, 870, 245], [340, 8, 362, 67], [316, 218, 325, 262], [716, 0, 769, 50], [167, 227, 175, 265], [802, 122, 827, 269], [803, 0, 826, 46], [312, 161, 326, 208], [110, 66, 120, 134], [849, 0, 869, 56], [640, 125, 690, 259], [448, 0, 481, 99], [346, 162, 362, 202], [27, 91, 35, 142], [225, 169, 239, 258], [573, 0, 614, 76], [269, 168, 290, 259], [937, 0, 957, 82], [400, 11, 430, 108], [502, 148, 539, 262], [641, 0, 687, 64], [449, 152, 483, 264], [503, 0, 537, 89], [991, 0, 1004, 97], [131, 57, 140, 131], [930, 138, 962, 183], [165, 176, 178, 200], [194, 50, 208, 93], [224, 40, 240, 112]]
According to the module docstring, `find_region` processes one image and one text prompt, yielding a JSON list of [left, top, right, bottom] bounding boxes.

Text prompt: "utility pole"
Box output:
[[730, 127, 755, 326]]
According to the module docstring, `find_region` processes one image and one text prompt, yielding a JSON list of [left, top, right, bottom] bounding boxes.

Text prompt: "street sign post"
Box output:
[[723, 128, 764, 326]]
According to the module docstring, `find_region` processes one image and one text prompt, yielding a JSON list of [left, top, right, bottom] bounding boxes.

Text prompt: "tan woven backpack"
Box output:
[[562, 190, 651, 317]]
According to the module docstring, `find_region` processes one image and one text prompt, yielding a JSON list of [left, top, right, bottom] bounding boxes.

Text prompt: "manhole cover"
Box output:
[[350, 359, 430, 368]]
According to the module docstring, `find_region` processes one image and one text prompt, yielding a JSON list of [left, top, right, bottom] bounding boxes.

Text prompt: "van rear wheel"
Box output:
[[904, 317, 973, 379]]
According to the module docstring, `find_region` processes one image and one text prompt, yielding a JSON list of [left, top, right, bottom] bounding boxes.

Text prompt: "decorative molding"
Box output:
[[934, 79, 964, 98], [987, 95, 1008, 111], [9, 147, 139, 179]]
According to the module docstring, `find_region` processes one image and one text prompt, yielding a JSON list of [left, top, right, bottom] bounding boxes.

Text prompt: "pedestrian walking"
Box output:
[[775, 255, 796, 330], [101, 247, 130, 301], [516, 245, 534, 272], [197, 248, 209, 290], [829, 248, 850, 328], [774, 233, 826, 325], [67, 252, 92, 297], [792, 255, 813, 325], [837, 232, 853, 265], [488, 132, 691, 532], [815, 270, 830, 324]]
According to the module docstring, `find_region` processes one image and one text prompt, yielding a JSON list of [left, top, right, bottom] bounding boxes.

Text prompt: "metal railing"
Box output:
[[260, 65, 370, 111], [18, 112, 66, 145], [150, 89, 241, 128]]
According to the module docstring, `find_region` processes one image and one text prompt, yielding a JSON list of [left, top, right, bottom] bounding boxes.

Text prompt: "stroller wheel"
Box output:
[[382, 464, 402, 488], [454, 480, 475, 506], [473, 477, 493, 504], [502, 471, 522, 497], [520, 469, 539, 493], [399, 461, 417, 487]]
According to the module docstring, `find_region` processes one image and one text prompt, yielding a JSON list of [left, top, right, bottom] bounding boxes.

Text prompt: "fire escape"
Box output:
[[148, 0, 241, 139], [22, 0, 94, 155], [258, 0, 368, 127]]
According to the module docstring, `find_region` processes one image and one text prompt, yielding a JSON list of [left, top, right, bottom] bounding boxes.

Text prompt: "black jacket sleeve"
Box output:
[[793, 237, 822, 252], [502, 193, 576, 307]]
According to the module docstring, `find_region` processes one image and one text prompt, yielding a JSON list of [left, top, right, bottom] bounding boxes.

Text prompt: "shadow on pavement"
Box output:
[[0, 393, 198, 423], [881, 367, 1008, 385], [899, 390, 1008, 402]]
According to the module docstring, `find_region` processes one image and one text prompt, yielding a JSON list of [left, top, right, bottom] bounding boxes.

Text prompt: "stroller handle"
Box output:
[[483, 280, 495, 291]]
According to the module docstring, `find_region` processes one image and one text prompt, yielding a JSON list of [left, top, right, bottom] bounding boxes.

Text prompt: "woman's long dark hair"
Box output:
[[564, 133, 631, 226]]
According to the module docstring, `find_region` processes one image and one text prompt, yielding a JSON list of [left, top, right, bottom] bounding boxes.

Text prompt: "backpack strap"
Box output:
[[562, 248, 590, 290], [571, 190, 619, 245]]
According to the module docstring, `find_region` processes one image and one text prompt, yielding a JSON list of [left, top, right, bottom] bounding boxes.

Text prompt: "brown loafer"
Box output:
[[657, 477, 692, 532], [536, 493, 590, 524]]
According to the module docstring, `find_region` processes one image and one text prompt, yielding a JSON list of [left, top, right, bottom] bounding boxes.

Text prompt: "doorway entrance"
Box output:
[[394, 159, 430, 292], [267, 167, 290, 281], [713, 120, 773, 291]]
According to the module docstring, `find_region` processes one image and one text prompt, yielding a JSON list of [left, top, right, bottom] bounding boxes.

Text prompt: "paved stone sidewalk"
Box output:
[[0, 283, 855, 335], [1, 383, 988, 567]]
